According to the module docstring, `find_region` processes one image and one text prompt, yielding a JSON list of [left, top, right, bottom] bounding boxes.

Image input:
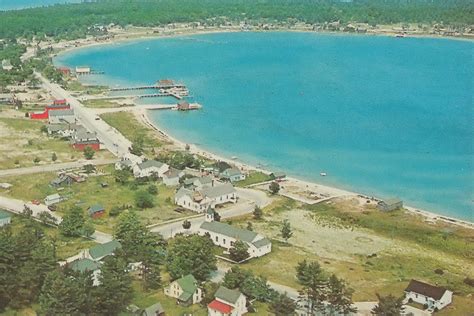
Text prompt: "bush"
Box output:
[[147, 184, 158, 195], [135, 190, 154, 209], [109, 206, 122, 217], [33, 157, 40, 163], [434, 268, 444, 275], [464, 277, 474, 287]]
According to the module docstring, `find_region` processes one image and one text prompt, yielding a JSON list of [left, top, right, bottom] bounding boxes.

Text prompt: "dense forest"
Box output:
[[0, 0, 472, 40]]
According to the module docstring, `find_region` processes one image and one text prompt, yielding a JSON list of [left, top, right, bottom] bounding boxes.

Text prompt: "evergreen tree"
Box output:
[[229, 240, 250, 262], [269, 181, 280, 194], [94, 255, 133, 315], [59, 206, 90, 237], [39, 269, 84, 315], [270, 292, 297, 316], [253, 205, 263, 219], [281, 219, 293, 243], [0, 229, 15, 311], [296, 260, 328, 315], [327, 274, 356, 315], [371, 293, 405, 316], [166, 234, 217, 282]]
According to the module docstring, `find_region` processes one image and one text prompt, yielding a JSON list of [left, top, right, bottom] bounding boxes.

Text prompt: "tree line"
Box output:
[[0, 0, 472, 40]]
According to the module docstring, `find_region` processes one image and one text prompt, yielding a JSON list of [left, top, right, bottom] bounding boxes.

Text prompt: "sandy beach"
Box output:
[[135, 108, 473, 230]]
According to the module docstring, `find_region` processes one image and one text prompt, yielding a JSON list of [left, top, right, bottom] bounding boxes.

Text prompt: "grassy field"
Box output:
[[0, 165, 195, 233], [100, 112, 166, 156], [0, 116, 113, 169], [235, 171, 272, 187], [83, 99, 127, 108], [66, 80, 108, 95], [223, 197, 474, 313]]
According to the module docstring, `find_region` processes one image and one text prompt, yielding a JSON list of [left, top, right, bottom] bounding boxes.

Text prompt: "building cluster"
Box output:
[[31, 98, 101, 151]]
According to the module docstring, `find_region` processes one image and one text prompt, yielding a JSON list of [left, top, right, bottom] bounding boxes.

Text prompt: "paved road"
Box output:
[[0, 195, 61, 223], [0, 158, 116, 177], [36, 72, 132, 156]]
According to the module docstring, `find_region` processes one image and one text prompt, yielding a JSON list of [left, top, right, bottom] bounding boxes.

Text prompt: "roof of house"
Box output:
[[88, 204, 105, 214], [184, 177, 197, 185], [252, 237, 271, 248], [195, 176, 213, 185], [176, 274, 198, 300], [143, 302, 165, 316], [175, 186, 193, 201], [208, 299, 233, 314], [47, 124, 68, 132], [89, 240, 121, 260], [138, 160, 166, 170], [200, 183, 235, 199], [164, 167, 182, 178], [0, 210, 11, 220], [49, 109, 74, 117], [223, 167, 242, 177], [200, 221, 258, 243], [45, 193, 61, 200], [74, 130, 96, 140], [70, 258, 101, 273], [214, 286, 242, 305], [405, 280, 448, 300], [380, 198, 402, 206]]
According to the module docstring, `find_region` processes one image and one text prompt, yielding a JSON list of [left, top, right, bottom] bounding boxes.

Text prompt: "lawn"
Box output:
[[83, 99, 127, 108], [234, 171, 272, 187], [0, 117, 113, 169], [0, 166, 195, 233], [66, 80, 108, 95], [100, 112, 166, 156]]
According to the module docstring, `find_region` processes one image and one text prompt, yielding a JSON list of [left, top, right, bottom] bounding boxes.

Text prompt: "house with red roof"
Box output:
[[208, 286, 247, 316]]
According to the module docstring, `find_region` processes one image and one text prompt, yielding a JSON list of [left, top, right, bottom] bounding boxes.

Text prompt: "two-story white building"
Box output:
[[221, 167, 246, 183], [208, 286, 247, 316], [175, 183, 237, 213], [164, 274, 202, 306], [198, 221, 272, 258], [133, 160, 169, 178], [404, 279, 453, 312], [162, 167, 185, 186], [115, 153, 144, 171]]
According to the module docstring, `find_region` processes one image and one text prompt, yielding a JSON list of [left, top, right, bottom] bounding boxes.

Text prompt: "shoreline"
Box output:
[[50, 27, 473, 229], [137, 108, 474, 229]]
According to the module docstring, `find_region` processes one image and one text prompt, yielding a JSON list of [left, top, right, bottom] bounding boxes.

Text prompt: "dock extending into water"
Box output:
[[86, 91, 184, 100], [110, 83, 186, 91]]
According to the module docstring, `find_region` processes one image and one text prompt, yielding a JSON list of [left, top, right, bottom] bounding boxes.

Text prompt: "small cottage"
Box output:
[[70, 258, 101, 286], [377, 198, 403, 212], [133, 160, 169, 178], [44, 193, 63, 206], [162, 167, 184, 186], [222, 167, 246, 183], [164, 274, 202, 306], [404, 279, 453, 312], [0, 210, 12, 227], [88, 204, 105, 219], [208, 286, 247, 316]]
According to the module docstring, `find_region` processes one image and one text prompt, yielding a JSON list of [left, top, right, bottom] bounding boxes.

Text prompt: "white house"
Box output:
[[162, 167, 185, 186], [221, 167, 246, 183], [44, 193, 63, 206], [404, 279, 453, 312], [72, 129, 98, 143], [75, 66, 91, 75], [198, 221, 272, 258], [48, 109, 76, 124], [0, 210, 12, 227], [133, 160, 169, 178], [115, 153, 144, 171], [175, 183, 237, 213], [164, 274, 202, 306], [208, 286, 247, 316], [47, 124, 83, 138]]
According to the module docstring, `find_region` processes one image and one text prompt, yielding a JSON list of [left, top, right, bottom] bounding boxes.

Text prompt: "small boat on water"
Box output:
[[320, 172, 327, 177], [231, 156, 238, 160]]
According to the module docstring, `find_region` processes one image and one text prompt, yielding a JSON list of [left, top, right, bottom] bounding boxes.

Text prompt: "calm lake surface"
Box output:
[[55, 32, 473, 221]]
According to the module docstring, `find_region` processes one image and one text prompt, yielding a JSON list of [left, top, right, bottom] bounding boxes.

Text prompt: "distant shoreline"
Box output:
[[52, 28, 474, 229]]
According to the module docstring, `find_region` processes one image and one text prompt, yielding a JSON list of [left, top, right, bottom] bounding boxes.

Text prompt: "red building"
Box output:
[[56, 67, 71, 76], [30, 111, 49, 120], [88, 204, 105, 219], [72, 140, 100, 151], [52, 99, 68, 106]]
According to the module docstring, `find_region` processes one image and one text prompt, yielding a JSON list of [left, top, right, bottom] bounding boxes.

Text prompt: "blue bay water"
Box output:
[[55, 32, 474, 221]]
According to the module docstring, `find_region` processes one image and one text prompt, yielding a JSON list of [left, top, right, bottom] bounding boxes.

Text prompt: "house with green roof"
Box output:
[[87, 240, 122, 261], [69, 258, 102, 286], [198, 221, 272, 259], [208, 286, 247, 316], [0, 210, 12, 227], [164, 274, 203, 306], [88, 203, 105, 219]]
